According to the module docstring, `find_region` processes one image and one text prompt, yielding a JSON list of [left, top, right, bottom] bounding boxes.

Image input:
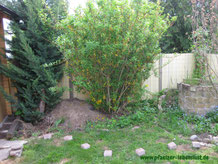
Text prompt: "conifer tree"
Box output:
[[0, 0, 67, 122]]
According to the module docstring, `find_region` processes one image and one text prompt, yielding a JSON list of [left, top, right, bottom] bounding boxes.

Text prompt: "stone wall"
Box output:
[[178, 83, 218, 115]]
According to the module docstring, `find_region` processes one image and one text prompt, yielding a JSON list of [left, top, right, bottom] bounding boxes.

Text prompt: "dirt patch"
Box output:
[[37, 99, 105, 132], [103, 146, 109, 150], [156, 138, 168, 143], [209, 152, 218, 157], [96, 140, 103, 144], [0, 158, 22, 164], [176, 144, 193, 152], [53, 138, 62, 146]]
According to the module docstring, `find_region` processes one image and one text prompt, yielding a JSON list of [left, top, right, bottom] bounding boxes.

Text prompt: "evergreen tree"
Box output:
[[0, 0, 67, 122], [151, 0, 192, 53], [45, 0, 69, 21]]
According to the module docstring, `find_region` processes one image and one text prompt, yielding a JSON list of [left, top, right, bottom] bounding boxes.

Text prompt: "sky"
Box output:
[[3, 18, 12, 57], [68, 0, 88, 14]]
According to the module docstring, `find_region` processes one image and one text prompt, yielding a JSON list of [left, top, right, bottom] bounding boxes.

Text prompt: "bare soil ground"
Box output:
[[39, 99, 105, 132]]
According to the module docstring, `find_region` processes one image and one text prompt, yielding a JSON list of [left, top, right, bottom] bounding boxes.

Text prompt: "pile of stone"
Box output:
[[166, 134, 218, 151], [0, 139, 28, 161], [190, 134, 217, 149]]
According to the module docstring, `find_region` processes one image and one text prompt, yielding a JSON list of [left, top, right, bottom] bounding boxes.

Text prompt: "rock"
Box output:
[[199, 142, 206, 146], [10, 148, 23, 157], [63, 135, 73, 141], [81, 143, 90, 149], [168, 142, 177, 150], [213, 136, 218, 143], [202, 138, 211, 143], [190, 135, 198, 141], [43, 133, 53, 140], [0, 148, 11, 161], [38, 135, 43, 139], [104, 150, 112, 157], [0, 146, 11, 149], [192, 142, 201, 149], [21, 140, 28, 145], [0, 139, 28, 161], [135, 148, 145, 156], [190, 87, 196, 92], [208, 135, 213, 140], [0, 140, 28, 149], [132, 126, 140, 130], [11, 143, 23, 150]]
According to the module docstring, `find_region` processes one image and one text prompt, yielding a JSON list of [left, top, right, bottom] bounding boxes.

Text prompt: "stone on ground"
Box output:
[[190, 135, 198, 141], [0, 148, 11, 161], [135, 148, 145, 156], [81, 143, 90, 149], [132, 126, 140, 131], [213, 136, 218, 143], [208, 135, 213, 140], [63, 135, 73, 141], [43, 133, 53, 140], [0, 146, 10, 149], [0, 139, 28, 161], [192, 142, 201, 149], [104, 150, 112, 157], [202, 138, 211, 143], [10, 148, 23, 157], [11, 143, 23, 150], [199, 142, 206, 146], [168, 142, 177, 150], [21, 140, 28, 145]]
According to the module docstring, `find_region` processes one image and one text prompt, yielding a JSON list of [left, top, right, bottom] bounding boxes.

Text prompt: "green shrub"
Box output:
[[87, 107, 156, 130], [57, 0, 173, 113], [205, 108, 218, 123]]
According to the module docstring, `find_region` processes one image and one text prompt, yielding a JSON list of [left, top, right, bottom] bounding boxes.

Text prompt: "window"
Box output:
[[3, 18, 12, 58]]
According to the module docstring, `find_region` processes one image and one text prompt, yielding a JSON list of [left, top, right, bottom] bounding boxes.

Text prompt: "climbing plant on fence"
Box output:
[[57, 0, 174, 113], [191, 0, 217, 81]]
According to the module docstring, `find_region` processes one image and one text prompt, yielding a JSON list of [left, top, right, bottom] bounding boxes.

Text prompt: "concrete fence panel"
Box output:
[[60, 53, 218, 100]]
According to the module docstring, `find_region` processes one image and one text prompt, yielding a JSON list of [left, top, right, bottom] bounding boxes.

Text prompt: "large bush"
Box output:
[[57, 0, 173, 113]]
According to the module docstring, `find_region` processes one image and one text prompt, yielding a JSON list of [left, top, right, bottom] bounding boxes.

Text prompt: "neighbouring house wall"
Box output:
[[0, 15, 12, 122], [0, 74, 7, 122], [60, 53, 218, 100]]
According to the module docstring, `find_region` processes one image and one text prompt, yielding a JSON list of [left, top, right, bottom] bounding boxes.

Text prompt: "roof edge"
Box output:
[[0, 4, 19, 19]]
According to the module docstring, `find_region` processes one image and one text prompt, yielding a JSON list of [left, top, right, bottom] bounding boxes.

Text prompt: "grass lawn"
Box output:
[[19, 120, 217, 164]]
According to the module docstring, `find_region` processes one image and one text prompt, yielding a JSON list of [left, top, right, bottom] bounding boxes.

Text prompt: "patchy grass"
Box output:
[[16, 99, 218, 163], [19, 122, 218, 164]]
